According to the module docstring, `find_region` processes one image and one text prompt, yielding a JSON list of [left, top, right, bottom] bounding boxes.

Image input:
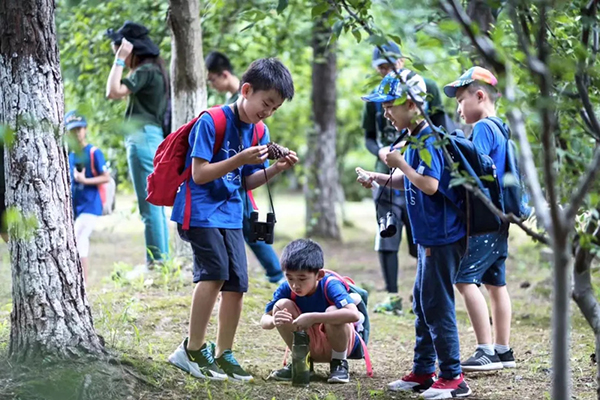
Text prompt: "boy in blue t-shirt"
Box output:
[[260, 239, 363, 384], [444, 67, 516, 372], [358, 70, 471, 399], [167, 58, 298, 383], [66, 111, 110, 284]]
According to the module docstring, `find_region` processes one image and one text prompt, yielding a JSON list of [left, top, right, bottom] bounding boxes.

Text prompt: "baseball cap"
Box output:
[[64, 111, 87, 131], [361, 69, 427, 104], [444, 66, 498, 98], [106, 21, 160, 57], [372, 41, 402, 68]]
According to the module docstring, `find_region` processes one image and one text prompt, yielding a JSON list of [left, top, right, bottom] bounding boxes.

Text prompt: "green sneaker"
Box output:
[[373, 295, 403, 315], [213, 346, 254, 383]]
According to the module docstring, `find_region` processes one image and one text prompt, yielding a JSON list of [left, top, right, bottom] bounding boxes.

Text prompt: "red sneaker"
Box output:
[[421, 373, 472, 399], [387, 371, 436, 392]]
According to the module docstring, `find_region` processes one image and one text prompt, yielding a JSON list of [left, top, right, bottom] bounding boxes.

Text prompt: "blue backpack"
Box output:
[[437, 129, 504, 235], [479, 118, 532, 219]]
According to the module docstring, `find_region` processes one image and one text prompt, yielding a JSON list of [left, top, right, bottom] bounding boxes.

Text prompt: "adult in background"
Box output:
[[362, 41, 452, 314], [205, 51, 284, 284], [105, 21, 170, 266]]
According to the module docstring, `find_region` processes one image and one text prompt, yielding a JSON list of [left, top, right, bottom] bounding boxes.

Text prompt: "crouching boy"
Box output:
[[261, 239, 363, 384]]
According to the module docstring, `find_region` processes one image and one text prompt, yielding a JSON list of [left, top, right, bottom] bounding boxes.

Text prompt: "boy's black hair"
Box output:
[[241, 58, 295, 101], [205, 51, 234, 75], [280, 239, 324, 273], [466, 81, 500, 104]]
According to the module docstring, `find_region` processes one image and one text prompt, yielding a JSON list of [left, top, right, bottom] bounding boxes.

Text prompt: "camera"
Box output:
[[379, 211, 397, 238], [248, 211, 276, 244]]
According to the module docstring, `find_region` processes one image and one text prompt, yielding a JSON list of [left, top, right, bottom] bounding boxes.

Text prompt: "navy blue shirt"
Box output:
[[68, 144, 107, 218], [265, 274, 354, 314], [471, 118, 508, 184], [403, 125, 466, 246], [171, 106, 270, 229]]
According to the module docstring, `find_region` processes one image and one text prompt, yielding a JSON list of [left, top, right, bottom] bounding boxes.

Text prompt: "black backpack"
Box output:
[[437, 129, 504, 235]]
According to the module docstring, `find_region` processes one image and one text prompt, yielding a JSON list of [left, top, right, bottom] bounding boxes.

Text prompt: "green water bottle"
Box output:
[[291, 330, 310, 386]]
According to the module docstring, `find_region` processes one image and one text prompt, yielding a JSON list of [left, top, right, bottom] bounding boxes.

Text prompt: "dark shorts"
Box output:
[[177, 225, 248, 292], [455, 228, 509, 286], [373, 185, 405, 252]]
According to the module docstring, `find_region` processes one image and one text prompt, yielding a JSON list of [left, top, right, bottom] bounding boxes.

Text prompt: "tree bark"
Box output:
[[305, 13, 340, 240], [167, 0, 207, 259], [0, 0, 104, 361]]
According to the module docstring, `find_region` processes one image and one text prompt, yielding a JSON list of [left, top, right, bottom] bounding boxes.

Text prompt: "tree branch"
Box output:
[[572, 214, 600, 332]]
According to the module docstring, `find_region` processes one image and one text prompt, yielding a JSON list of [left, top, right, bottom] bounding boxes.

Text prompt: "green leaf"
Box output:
[[312, 2, 329, 18], [352, 28, 362, 43], [276, 0, 289, 14], [332, 20, 344, 38], [389, 34, 402, 46], [480, 174, 496, 182], [419, 148, 432, 168], [240, 23, 256, 32], [367, 34, 389, 46]]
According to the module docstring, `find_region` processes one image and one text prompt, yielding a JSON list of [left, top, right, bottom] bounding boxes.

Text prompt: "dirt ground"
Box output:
[[0, 190, 597, 400]]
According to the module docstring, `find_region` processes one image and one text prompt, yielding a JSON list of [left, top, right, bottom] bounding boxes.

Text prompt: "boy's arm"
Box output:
[[386, 151, 439, 195], [78, 171, 110, 186], [260, 311, 275, 330], [243, 151, 299, 191], [191, 146, 268, 185], [293, 304, 361, 331]]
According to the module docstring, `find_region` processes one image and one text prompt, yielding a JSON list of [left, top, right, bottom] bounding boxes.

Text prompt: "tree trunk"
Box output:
[[305, 13, 340, 240], [0, 0, 104, 361], [552, 231, 572, 400], [167, 0, 207, 259]]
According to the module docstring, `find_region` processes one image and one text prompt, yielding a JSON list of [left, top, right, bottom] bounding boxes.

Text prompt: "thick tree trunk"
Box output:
[[167, 0, 207, 259], [305, 14, 340, 240], [0, 0, 104, 361]]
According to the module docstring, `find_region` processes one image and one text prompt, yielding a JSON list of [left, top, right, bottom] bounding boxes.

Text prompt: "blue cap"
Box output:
[[372, 41, 402, 68], [361, 69, 427, 104], [64, 111, 87, 131]]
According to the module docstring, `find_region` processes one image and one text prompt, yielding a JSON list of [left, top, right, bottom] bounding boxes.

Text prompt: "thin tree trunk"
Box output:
[[167, 0, 207, 259], [305, 13, 340, 240], [552, 232, 572, 400], [0, 0, 104, 361]]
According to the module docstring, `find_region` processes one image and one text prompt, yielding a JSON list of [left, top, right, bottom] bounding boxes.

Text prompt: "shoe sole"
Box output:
[[462, 362, 503, 372], [168, 355, 228, 381], [227, 373, 255, 383], [501, 361, 516, 368], [387, 383, 424, 392], [424, 387, 472, 399], [327, 377, 350, 384]]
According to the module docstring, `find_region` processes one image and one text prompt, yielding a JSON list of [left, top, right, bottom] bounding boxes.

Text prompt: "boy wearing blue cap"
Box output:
[[444, 67, 516, 372], [66, 111, 110, 284], [359, 69, 471, 399]]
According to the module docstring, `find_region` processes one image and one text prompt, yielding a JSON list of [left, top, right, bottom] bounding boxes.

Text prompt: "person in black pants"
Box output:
[[362, 42, 452, 313]]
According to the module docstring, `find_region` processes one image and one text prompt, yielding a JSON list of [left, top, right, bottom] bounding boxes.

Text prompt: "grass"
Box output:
[[0, 191, 598, 399]]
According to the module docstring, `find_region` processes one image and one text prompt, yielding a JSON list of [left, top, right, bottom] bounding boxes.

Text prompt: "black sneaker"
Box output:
[[269, 363, 292, 381], [461, 348, 503, 372], [168, 338, 228, 381], [215, 348, 254, 382], [327, 359, 350, 383], [497, 348, 517, 368]]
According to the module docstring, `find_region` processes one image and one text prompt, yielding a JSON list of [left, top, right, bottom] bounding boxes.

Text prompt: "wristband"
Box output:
[[114, 58, 126, 68]]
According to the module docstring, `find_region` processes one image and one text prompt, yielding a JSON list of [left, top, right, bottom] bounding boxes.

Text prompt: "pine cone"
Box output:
[[267, 142, 290, 160]]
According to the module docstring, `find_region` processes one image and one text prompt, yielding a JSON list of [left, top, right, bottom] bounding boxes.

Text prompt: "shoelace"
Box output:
[[222, 351, 240, 366], [200, 346, 215, 364]]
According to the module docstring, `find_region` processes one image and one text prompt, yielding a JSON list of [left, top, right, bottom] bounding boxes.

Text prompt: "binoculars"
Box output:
[[379, 211, 397, 238], [248, 211, 276, 244]]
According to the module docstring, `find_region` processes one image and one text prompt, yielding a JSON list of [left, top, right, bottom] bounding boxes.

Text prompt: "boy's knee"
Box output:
[[455, 282, 474, 294], [273, 298, 297, 314]]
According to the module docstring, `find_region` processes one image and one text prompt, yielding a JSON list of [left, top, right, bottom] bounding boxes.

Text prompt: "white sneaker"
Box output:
[[168, 338, 228, 381]]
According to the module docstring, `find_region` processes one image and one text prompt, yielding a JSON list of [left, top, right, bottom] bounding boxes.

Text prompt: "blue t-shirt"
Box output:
[[403, 125, 466, 246], [265, 274, 355, 314], [171, 106, 270, 229], [471, 118, 508, 184], [68, 144, 107, 218]]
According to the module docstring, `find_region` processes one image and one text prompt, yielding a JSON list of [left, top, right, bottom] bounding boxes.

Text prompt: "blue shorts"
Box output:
[[177, 225, 248, 292], [455, 228, 509, 286]]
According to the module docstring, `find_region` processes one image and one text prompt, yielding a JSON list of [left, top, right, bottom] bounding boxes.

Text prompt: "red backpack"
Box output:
[[146, 105, 265, 230]]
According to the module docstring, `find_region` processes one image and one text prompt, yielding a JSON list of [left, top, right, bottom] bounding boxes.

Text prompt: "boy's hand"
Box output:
[[273, 308, 294, 327], [238, 145, 268, 165], [356, 167, 376, 189], [293, 314, 315, 331], [274, 150, 298, 172], [73, 168, 87, 184], [378, 146, 391, 163], [385, 150, 406, 169], [116, 39, 133, 60]]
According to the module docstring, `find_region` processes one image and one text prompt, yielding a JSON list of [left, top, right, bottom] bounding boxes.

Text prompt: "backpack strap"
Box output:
[[252, 122, 266, 146], [89, 146, 98, 176]]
